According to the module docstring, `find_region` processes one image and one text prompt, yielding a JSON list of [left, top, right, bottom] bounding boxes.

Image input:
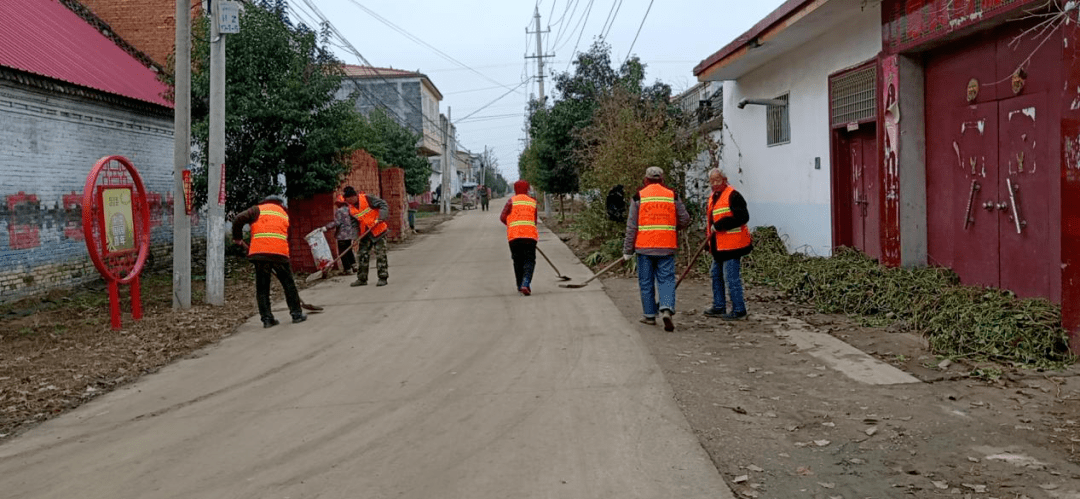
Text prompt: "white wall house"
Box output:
[[694, 0, 881, 256]]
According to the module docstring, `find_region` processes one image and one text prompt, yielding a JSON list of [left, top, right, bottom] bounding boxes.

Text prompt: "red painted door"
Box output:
[[838, 125, 881, 260], [997, 93, 1053, 298], [928, 100, 1001, 288], [925, 18, 1061, 300]]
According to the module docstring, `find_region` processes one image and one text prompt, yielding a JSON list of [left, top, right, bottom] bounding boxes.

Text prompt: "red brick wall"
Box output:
[[380, 168, 408, 241], [287, 193, 335, 273], [338, 150, 381, 197], [79, 0, 204, 68]]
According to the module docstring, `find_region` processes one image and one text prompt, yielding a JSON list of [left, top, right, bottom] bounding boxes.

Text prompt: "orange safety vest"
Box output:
[[635, 184, 678, 250], [249, 203, 290, 257], [506, 194, 538, 241], [350, 193, 388, 237], [708, 185, 752, 251]]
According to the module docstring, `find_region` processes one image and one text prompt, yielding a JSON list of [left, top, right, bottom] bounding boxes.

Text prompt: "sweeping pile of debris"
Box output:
[[743, 226, 1075, 369]]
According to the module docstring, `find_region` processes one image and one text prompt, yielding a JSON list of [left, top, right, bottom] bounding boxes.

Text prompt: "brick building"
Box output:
[[0, 0, 175, 302], [78, 0, 204, 68]]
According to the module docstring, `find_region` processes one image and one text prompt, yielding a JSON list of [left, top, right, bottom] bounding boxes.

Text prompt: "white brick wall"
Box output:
[[0, 81, 183, 302]]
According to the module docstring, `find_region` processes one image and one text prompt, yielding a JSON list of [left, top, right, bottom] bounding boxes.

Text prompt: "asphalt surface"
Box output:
[[0, 204, 734, 499]]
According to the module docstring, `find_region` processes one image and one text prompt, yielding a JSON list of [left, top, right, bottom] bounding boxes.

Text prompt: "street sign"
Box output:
[[218, 1, 240, 34]]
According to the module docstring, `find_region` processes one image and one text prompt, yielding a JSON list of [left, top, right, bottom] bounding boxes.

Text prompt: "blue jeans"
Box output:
[[711, 256, 746, 314], [637, 254, 676, 317]]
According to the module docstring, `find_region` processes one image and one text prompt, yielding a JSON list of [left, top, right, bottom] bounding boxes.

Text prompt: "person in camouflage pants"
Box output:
[[350, 190, 391, 287], [356, 234, 389, 285]]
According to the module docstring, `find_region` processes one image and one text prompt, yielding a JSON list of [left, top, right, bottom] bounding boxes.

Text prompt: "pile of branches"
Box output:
[[744, 227, 1074, 369]]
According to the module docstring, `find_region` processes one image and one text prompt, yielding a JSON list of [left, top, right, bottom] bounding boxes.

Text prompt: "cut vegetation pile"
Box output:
[[743, 226, 1074, 369]]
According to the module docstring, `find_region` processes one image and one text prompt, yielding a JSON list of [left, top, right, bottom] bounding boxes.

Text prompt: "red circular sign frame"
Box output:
[[82, 155, 151, 284]]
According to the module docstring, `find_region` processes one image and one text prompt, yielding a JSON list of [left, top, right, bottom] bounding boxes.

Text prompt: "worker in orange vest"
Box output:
[[703, 168, 753, 320], [622, 167, 690, 331], [231, 195, 306, 328], [500, 180, 538, 295], [348, 190, 390, 287]]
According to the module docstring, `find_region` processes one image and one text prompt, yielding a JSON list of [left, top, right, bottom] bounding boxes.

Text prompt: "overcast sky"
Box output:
[[288, 0, 786, 182]]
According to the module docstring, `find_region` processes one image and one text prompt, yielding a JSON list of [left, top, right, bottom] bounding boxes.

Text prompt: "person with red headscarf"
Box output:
[[500, 180, 539, 295]]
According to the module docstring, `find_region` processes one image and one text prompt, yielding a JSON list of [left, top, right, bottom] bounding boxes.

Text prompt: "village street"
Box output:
[[1, 204, 1080, 498], [0, 206, 733, 499]]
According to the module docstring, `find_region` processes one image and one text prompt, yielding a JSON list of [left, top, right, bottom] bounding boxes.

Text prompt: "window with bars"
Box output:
[[830, 66, 876, 127], [766, 93, 790, 147]]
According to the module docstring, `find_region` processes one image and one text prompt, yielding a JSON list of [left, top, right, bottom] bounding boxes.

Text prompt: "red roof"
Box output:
[[0, 0, 172, 108]]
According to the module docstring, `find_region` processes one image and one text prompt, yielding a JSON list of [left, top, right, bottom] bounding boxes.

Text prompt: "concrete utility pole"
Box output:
[[172, 0, 192, 310], [206, 0, 226, 305], [526, 7, 554, 218], [441, 109, 452, 214]]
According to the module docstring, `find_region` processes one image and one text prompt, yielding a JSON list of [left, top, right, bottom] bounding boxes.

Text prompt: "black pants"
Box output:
[[337, 240, 356, 272], [253, 261, 303, 322], [480, 199, 489, 211], [509, 238, 537, 289]]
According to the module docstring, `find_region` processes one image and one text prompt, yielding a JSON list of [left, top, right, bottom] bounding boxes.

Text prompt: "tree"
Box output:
[[187, 1, 356, 213]]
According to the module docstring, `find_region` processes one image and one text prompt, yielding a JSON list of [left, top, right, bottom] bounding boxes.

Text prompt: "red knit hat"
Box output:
[[514, 180, 530, 195]]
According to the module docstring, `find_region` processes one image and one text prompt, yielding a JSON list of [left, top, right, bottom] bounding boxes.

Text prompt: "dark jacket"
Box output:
[[232, 202, 290, 264], [709, 188, 753, 261]]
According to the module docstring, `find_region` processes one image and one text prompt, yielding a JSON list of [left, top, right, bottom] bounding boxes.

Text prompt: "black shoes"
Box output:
[[703, 307, 726, 317], [721, 311, 748, 321], [639, 316, 656, 325], [262, 318, 280, 329], [377, 278, 388, 287], [661, 310, 675, 332], [292, 314, 307, 324], [350, 279, 367, 287]]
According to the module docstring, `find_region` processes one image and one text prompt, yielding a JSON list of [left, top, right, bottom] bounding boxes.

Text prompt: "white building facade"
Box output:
[[694, 0, 881, 256]]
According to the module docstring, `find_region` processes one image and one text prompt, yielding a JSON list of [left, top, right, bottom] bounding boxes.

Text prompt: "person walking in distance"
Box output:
[[500, 180, 538, 295], [322, 186, 359, 274], [479, 184, 490, 211], [232, 195, 306, 328], [349, 189, 391, 287], [702, 168, 753, 320], [623, 167, 691, 332]]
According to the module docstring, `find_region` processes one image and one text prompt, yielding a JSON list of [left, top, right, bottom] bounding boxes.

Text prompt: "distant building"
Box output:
[[336, 65, 443, 157]]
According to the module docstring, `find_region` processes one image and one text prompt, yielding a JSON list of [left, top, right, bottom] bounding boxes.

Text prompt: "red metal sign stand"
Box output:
[[82, 156, 152, 330]]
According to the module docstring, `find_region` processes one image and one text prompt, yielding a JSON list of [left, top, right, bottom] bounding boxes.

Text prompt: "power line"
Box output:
[[623, 0, 655, 63], [601, 0, 624, 41], [455, 80, 530, 123], [564, 0, 596, 70], [342, 0, 522, 94]]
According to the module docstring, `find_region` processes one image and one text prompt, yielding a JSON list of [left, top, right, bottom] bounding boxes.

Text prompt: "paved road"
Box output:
[[0, 205, 733, 499]]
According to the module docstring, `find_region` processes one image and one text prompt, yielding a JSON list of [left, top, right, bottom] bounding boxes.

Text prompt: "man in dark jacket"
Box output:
[[702, 169, 753, 320], [232, 195, 306, 328]]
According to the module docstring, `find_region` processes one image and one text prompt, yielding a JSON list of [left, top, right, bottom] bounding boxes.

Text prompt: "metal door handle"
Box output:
[[982, 201, 995, 211], [1007, 178, 1025, 234], [997, 202, 1009, 211], [964, 180, 979, 229]]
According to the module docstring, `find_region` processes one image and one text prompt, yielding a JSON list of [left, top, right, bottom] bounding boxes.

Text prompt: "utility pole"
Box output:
[[526, 6, 554, 218], [172, 0, 191, 310], [441, 108, 452, 214], [526, 7, 552, 104], [206, 0, 228, 305]]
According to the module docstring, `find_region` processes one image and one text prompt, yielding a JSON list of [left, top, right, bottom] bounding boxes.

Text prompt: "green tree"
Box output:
[[187, 1, 356, 213]]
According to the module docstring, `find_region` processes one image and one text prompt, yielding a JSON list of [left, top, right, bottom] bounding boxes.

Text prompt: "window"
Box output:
[[829, 65, 876, 127], [766, 93, 790, 146]]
